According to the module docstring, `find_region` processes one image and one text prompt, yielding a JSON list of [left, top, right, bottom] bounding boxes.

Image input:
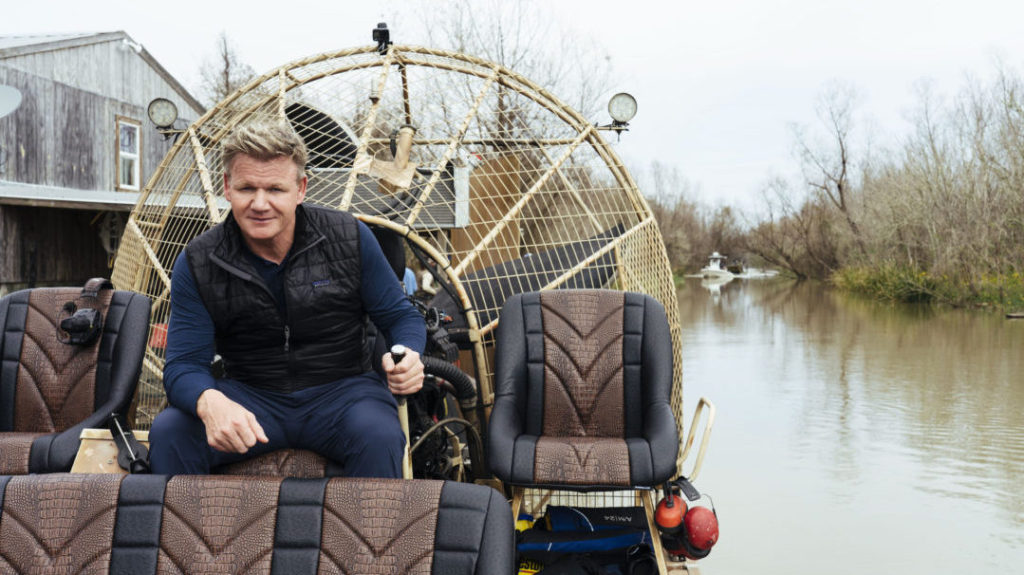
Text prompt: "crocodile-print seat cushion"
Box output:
[[540, 291, 626, 438], [320, 479, 442, 574], [0, 474, 514, 575], [214, 449, 338, 478], [0, 286, 150, 473], [0, 473, 122, 573], [0, 432, 41, 474], [533, 437, 632, 486], [158, 476, 282, 573], [488, 289, 679, 489], [12, 288, 113, 433]]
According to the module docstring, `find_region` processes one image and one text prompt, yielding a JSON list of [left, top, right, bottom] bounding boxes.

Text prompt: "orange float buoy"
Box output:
[[654, 493, 688, 534], [662, 504, 719, 560]]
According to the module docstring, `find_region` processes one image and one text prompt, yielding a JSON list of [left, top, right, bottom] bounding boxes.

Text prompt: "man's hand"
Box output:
[[196, 389, 269, 453], [383, 349, 424, 396]]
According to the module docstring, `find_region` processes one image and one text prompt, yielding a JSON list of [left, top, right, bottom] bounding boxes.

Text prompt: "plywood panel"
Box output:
[[54, 82, 102, 190], [450, 154, 522, 273], [12, 74, 46, 184]]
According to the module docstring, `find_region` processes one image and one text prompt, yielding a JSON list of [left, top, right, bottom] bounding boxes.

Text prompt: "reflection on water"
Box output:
[[701, 276, 734, 299], [679, 279, 1024, 574]]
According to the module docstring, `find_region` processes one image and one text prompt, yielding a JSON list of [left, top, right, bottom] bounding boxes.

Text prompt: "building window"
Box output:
[[116, 117, 141, 191]]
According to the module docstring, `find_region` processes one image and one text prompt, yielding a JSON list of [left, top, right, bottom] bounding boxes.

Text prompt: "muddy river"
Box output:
[[676, 279, 1024, 574]]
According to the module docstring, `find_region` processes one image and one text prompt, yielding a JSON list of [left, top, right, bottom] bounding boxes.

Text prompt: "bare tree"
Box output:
[[746, 178, 824, 279], [706, 206, 744, 265], [415, 0, 614, 120], [795, 83, 868, 259], [198, 32, 257, 107], [746, 191, 806, 278], [643, 161, 701, 271]]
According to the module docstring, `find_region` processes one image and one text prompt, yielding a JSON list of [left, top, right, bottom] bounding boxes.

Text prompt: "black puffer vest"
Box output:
[[186, 205, 370, 391]]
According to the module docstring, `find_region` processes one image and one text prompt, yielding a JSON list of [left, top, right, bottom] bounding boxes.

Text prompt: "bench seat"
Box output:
[[0, 473, 513, 575]]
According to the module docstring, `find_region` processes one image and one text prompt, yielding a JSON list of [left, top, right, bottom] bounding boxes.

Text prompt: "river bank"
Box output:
[[673, 265, 1024, 312], [831, 265, 1024, 311]]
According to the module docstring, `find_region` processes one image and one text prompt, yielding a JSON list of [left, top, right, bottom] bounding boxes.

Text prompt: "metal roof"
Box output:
[[0, 32, 127, 58], [0, 33, 103, 53], [0, 180, 140, 211], [0, 179, 227, 212]]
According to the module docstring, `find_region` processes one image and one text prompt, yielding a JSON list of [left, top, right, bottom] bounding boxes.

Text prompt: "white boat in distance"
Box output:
[[700, 252, 735, 281]]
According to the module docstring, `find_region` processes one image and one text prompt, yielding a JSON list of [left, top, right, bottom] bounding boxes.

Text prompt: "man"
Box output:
[[150, 120, 425, 477]]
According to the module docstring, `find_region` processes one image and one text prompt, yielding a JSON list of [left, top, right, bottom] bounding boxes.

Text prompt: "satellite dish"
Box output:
[[0, 85, 22, 119]]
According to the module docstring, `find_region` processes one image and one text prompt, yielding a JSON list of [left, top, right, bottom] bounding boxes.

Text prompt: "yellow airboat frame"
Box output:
[[107, 42, 717, 573], [112, 43, 688, 457]]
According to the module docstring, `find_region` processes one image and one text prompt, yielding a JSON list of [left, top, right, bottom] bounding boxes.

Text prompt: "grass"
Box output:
[[673, 270, 689, 288], [831, 265, 1024, 310]]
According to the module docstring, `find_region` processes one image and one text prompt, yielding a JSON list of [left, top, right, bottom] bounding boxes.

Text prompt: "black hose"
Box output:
[[422, 355, 476, 403], [409, 416, 485, 482]]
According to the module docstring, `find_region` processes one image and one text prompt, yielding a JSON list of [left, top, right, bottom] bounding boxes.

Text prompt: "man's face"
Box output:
[[223, 154, 307, 250]]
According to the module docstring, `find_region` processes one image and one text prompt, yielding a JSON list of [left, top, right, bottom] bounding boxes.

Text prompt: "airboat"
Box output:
[[699, 252, 734, 281], [106, 25, 716, 574]]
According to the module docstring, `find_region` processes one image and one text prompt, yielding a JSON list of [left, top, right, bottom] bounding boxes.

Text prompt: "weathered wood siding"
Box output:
[[0, 205, 110, 293], [0, 38, 198, 123], [0, 35, 203, 289], [0, 65, 188, 191]]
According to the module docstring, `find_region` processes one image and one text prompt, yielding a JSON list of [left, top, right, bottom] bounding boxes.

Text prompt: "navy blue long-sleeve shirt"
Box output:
[[163, 221, 426, 416]]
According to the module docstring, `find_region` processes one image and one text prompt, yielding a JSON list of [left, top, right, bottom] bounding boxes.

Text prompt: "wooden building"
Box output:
[[0, 31, 203, 294]]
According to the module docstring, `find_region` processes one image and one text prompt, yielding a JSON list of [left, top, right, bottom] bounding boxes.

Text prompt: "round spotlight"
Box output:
[[608, 92, 637, 124], [147, 98, 178, 129]]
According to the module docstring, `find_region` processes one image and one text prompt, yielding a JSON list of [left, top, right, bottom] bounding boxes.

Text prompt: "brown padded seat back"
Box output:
[[159, 476, 282, 573], [15, 288, 112, 433], [540, 290, 625, 438], [0, 473, 122, 573], [535, 291, 632, 485], [320, 479, 442, 574], [0, 474, 514, 575], [488, 290, 679, 489], [0, 285, 150, 474]]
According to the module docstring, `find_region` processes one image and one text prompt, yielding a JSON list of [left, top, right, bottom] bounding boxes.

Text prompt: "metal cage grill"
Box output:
[[111, 44, 684, 472]]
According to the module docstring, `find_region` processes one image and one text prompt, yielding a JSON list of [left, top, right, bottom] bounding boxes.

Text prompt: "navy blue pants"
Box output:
[[149, 372, 404, 477]]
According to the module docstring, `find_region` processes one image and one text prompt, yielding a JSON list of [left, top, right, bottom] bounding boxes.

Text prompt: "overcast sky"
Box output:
[[5, 0, 1024, 213]]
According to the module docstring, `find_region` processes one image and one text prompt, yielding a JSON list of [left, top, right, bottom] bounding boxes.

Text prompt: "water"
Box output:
[[677, 279, 1024, 574]]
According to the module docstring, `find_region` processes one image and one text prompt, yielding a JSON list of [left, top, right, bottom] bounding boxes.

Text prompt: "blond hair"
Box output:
[[221, 120, 308, 180]]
